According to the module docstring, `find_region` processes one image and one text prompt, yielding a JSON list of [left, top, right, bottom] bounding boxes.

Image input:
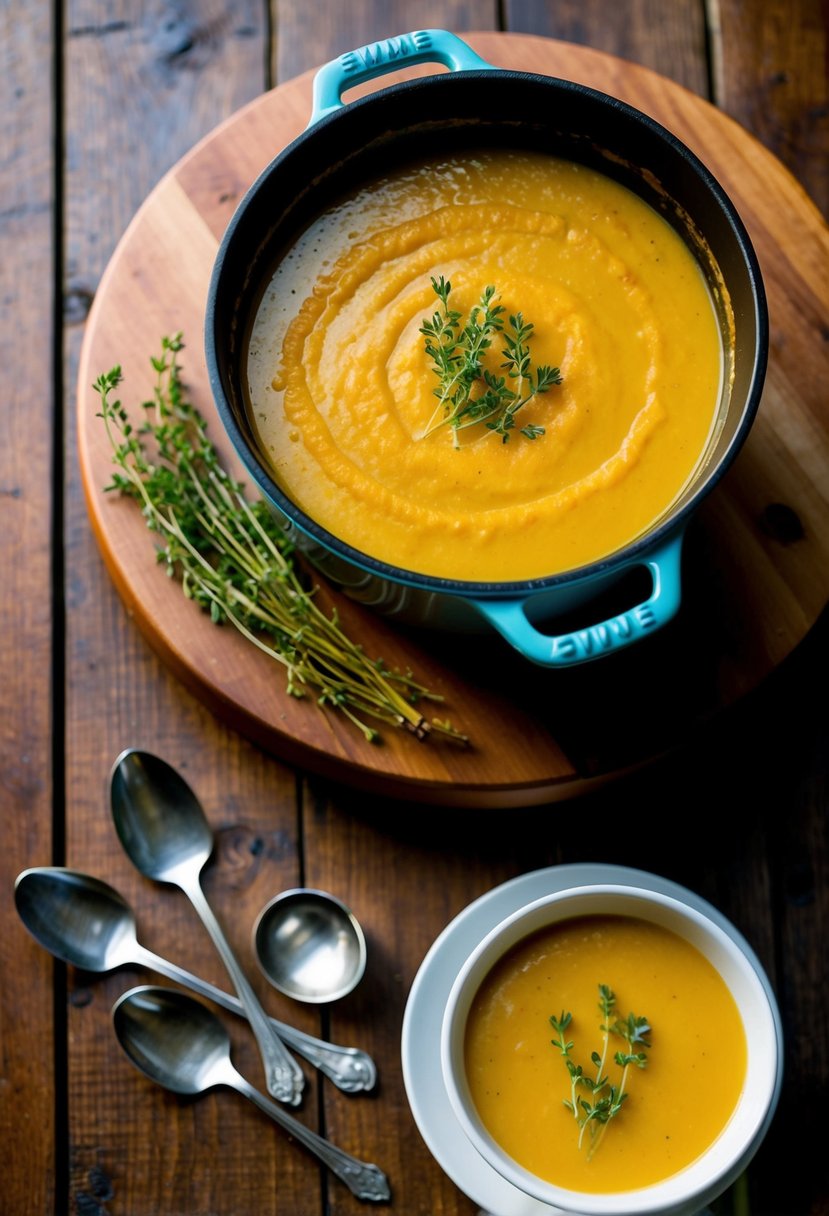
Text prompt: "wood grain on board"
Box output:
[[0, 6, 56, 1214], [61, 4, 323, 1213]]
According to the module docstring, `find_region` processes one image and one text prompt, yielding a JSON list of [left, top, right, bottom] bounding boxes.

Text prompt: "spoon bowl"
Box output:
[[113, 985, 390, 1202], [254, 888, 367, 1003], [114, 984, 231, 1095], [14, 867, 136, 972], [110, 749, 213, 882]]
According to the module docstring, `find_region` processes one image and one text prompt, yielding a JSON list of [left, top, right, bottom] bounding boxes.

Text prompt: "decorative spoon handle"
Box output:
[[134, 942, 377, 1092], [274, 1028, 376, 1094], [178, 873, 305, 1105], [234, 1071, 391, 1202]]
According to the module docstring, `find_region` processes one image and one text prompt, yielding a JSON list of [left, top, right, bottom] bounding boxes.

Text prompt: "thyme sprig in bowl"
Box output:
[[96, 335, 465, 745]]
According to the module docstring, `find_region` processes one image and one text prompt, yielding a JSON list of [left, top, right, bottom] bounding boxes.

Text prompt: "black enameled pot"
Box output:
[[205, 29, 767, 667]]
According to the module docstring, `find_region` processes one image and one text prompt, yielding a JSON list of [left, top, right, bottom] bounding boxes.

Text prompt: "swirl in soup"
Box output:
[[247, 151, 725, 581]]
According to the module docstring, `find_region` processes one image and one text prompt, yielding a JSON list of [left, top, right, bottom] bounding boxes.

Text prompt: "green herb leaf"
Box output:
[[419, 278, 562, 447], [550, 984, 651, 1160]]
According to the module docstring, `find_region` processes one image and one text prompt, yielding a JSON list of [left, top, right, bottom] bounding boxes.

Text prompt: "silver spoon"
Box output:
[[110, 748, 304, 1106], [254, 888, 367, 1003], [112, 986, 391, 1203], [13, 866, 376, 1093]]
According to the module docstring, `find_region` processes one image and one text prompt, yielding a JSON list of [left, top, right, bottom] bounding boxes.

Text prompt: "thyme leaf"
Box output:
[[550, 985, 651, 1160], [418, 277, 562, 447]]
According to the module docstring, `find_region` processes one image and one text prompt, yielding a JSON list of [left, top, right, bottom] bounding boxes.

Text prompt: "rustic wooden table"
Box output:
[[2, 3, 827, 1214]]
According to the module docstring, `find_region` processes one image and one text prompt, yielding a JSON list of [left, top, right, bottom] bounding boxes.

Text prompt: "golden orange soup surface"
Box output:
[[247, 152, 724, 580]]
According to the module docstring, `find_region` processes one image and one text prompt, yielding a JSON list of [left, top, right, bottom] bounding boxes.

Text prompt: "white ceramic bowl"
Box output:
[[440, 883, 782, 1216]]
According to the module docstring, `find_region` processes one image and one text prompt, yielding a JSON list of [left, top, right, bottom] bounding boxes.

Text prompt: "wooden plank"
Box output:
[[271, 0, 499, 81], [63, 4, 318, 1214], [0, 3, 57, 1213], [710, 2, 829, 1212], [503, 0, 710, 95], [751, 626, 829, 1216], [709, 0, 828, 218]]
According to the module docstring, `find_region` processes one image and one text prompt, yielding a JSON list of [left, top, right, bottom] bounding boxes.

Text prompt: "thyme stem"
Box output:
[[550, 985, 651, 1160], [95, 335, 467, 746]]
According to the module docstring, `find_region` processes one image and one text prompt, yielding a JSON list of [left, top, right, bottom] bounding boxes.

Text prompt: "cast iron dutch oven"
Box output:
[[205, 29, 767, 668]]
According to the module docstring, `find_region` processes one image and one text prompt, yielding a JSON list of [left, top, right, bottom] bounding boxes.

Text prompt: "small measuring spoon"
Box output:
[[110, 748, 304, 1106], [113, 986, 390, 1203], [254, 888, 367, 1003], [14, 866, 376, 1092]]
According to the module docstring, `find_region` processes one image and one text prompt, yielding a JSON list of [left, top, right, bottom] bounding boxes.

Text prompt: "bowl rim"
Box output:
[[205, 67, 769, 596], [439, 883, 782, 1215]]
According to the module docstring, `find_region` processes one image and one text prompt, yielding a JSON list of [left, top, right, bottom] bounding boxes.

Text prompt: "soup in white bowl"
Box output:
[[441, 884, 781, 1216]]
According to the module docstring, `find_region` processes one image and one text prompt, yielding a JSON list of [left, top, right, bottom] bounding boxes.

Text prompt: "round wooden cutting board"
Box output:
[[77, 32, 829, 807]]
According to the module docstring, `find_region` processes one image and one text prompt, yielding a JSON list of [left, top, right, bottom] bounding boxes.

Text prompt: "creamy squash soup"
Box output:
[[246, 151, 726, 581], [463, 914, 747, 1193]]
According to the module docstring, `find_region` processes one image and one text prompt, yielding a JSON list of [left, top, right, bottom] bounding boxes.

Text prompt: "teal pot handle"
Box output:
[[310, 29, 494, 124], [467, 531, 685, 667]]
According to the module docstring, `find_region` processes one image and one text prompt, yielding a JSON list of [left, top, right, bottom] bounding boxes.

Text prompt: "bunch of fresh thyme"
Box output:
[[419, 276, 562, 446], [550, 984, 651, 1159], [95, 335, 465, 745]]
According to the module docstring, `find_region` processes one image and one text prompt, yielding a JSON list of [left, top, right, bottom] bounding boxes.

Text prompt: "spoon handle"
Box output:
[[178, 874, 305, 1106], [135, 943, 377, 1092], [233, 1071, 391, 1202]]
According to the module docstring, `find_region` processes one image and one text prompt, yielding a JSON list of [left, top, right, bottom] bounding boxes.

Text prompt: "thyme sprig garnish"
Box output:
[[550, 985, 651, 1160], [418, 276, 562, 447], [95, 335, 467, 746]]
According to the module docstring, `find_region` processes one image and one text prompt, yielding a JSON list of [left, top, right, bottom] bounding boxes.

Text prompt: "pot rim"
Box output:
[[205, 66, 769, 598]]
